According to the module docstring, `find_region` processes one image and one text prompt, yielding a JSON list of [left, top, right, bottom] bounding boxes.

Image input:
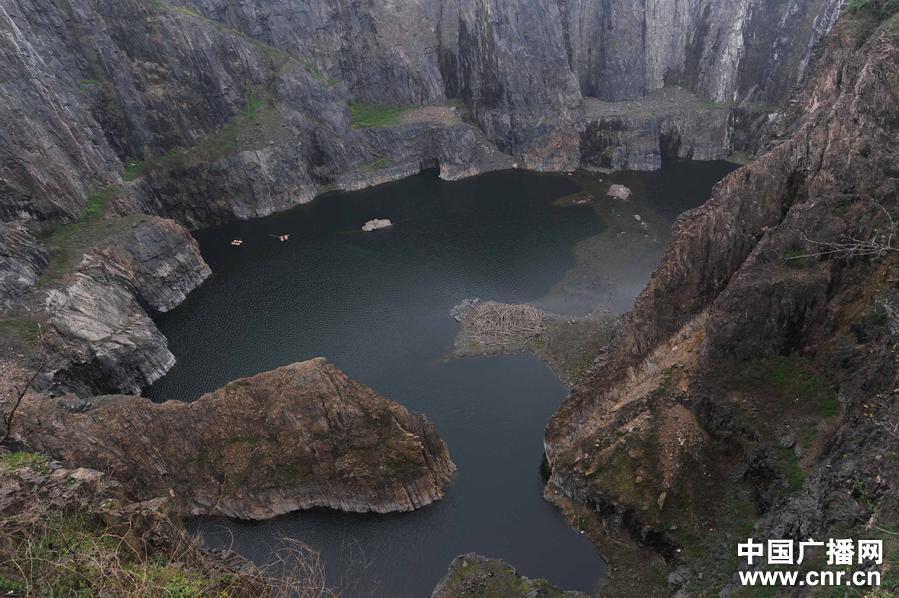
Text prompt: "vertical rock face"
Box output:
[[180, 0, 448, 107], [0, 0, 279, 221], [545, 10, 898, 591], [580, 89, 732, 171], [91, 219, 212, 313], [451, 0, 584, 170], [46, 217, 210, 395], [47, 272, 176, 395], [0, 0, 844, 226], [0, 222, 47, 309], [559, 0, 843, 104], [15, 358, 457, 519], [0, 1, 121, 221]]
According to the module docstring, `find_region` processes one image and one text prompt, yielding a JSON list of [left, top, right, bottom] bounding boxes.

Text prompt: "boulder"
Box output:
[[607, 184, 632, 200], [362, 218, 393, 231]]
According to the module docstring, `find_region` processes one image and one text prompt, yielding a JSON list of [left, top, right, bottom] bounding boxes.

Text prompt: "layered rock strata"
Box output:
[[581, 88, 732, 171], [14, 358, 457, 519], [42, 217, 210, 395], [0, 0, 843, 226], [544, 10, 899, 593]]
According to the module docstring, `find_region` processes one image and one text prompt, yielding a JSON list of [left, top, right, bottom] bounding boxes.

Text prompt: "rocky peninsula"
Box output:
[[12, 358, 456, 519]]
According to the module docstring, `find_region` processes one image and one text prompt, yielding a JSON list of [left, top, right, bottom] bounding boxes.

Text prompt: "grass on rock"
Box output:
[[349, 102, 408, 128], [39, 214, 150, 287]]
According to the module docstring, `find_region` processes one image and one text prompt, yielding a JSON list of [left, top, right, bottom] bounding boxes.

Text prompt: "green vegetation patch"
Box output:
[[698, 96, 736, 111], [83, 184, 118, 220], [77, 79, 101, 93], [585, 421, 663, 519], [731, 356, 840, 418], [782, 247, 818, 268], [0, 315, 42, 345], [349, 102, 408, 128], [366, 156, 390, 171], [39, 214, 150, 287], [122, 157, 146, 182], [675, 486, 759, 595], [846, 0, 899, 20], [129, 91, 282, 178], [1, 451, 49, 471], [0, 511, 236, 597]]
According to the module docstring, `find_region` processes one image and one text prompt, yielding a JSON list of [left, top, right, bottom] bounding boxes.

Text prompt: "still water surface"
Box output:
[[149, 163, 736, 596]]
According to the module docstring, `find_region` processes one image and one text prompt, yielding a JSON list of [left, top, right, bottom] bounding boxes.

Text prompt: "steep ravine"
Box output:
[[0, 0, 846, 397], [545, 8, 899, 595], [1, 1, 892, 596]]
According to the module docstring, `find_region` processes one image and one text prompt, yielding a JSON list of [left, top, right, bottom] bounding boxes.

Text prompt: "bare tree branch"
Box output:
[[787, 200, 898, 261], [1, 325, 58, 447]]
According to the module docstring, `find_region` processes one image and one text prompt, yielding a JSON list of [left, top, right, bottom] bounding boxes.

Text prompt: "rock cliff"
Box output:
[[0, 222, 47, 309], [559, 0, 843, 104], [545, 9, 899, 594], [0, 214, 208, 396], [14, 358, 457, 519], [42, 216, 210, 395], [580, 88, 732, 171], [0, 0, 843, 227]]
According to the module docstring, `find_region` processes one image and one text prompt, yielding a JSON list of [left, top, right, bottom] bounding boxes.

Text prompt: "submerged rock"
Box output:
[[451, 298, 618, 386], [15, 358, 456, 519], [362, 218, 393, 232], [431, 553, 588, 597]]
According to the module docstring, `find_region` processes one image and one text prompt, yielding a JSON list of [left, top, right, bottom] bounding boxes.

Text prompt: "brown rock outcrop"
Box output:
[[544, 10, 898, 593], [14, 358, 456, 519]]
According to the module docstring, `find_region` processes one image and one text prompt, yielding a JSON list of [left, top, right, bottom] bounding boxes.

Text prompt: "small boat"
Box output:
[[231, 239, 243, 246]]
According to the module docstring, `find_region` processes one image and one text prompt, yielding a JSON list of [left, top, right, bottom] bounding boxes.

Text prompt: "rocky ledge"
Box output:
[[43, 216, 211, 395], [580, 88, 733, 171], [13, 358, 456, 519]]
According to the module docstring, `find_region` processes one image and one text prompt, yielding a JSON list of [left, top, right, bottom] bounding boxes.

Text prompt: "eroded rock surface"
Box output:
[[544, 11, 899, 595], [431, 553, 588, 597], [43, 217, 210, 395], [15, 358, 457, 519], [0, 0, 843, 226], [0, 222, 47, 309], [581, 89, 732, 171]]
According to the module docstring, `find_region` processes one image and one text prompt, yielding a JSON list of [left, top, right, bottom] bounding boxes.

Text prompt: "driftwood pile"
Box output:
[[452, 299, 546, 351]]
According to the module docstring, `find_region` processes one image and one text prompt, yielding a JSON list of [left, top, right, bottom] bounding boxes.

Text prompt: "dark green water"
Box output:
[[149, 163, 736, 596]]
